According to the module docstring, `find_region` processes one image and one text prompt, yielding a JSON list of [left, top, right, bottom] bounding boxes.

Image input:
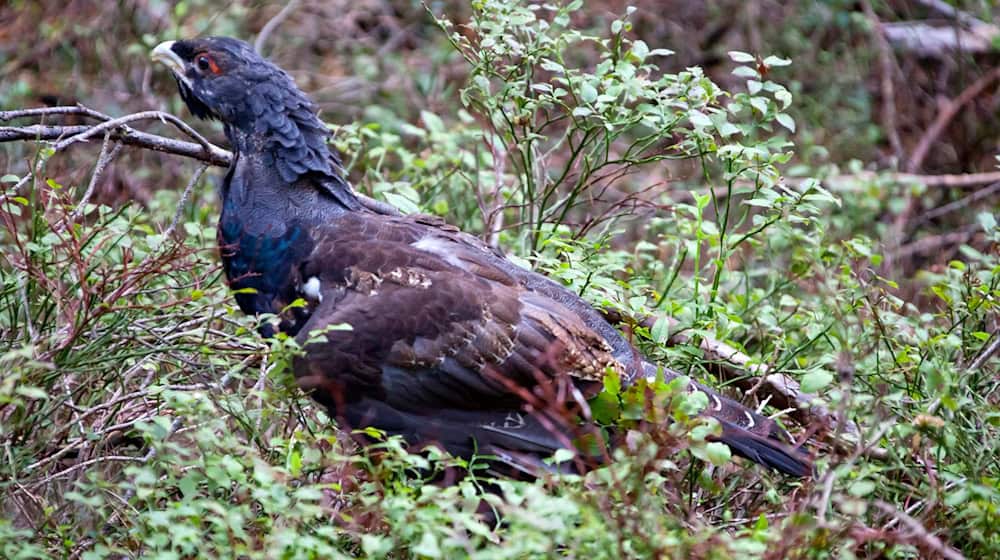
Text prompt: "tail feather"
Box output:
[[714, 419, 812, 477], [645, 362, 812, 477]]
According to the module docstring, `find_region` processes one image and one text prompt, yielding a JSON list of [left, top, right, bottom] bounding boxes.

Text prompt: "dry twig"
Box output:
[[255, 0, 301, 55], [601, 309, 875, 451], [889, 67, 1000, 249], [1, 105, 231, 166], [872, 500, 966, 560], [907, 68, 1000, 175], [861, 0, 903, 163]]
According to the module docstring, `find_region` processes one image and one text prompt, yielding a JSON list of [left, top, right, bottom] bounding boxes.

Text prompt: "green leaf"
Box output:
[[603, 369, 622, 395], [774, 88, 792, 108], [589, 389, 621, 424], [763, 55, 792, 67], [178, 474, 199, 498], [705, 442, 732, 466], [717, 122, 740, 137], [420, 110, 445, 134], [579, 82, 598, 103], [728, 51, 756, 63], [412, 532, 441, 558], [286, 449, 302, 476], [650, 316, 671, 344], [688, 110, 712, 128], [848, 479, 876, 497], [775, 112, 795, 132], [383, 191, 421, 214], [631, 40, 648, 61], [15, 386, 48, 400], [552, 448, 575, 464], [977, 211, 997, 233], [800, 370, 833, 393]]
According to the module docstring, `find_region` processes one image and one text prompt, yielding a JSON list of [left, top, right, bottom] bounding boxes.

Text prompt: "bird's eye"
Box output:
[[195, 54, 218, 74]]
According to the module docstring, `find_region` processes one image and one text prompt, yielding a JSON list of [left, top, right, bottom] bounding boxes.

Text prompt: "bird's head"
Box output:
[[151, 37, 272, 123], [152, 37, 341, 185]]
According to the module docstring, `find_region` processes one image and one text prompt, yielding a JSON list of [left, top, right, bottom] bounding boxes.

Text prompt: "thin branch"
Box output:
[[755, 171, 1000, 196], [0, 123, 231, 166], [866, 170, 1000, 189], [861, 0, 904, 163], [889, 226, 978, 261], [889, 66, 1000, 252], [914, 181, 1000, 226], [487, 136, 507, 248], [28, 455, 146, 490], [1, 106, 400, 219], [914, 0, 996, 34], [52, 110, 215, 153], [968, 333, 1000, 374], [0, 105, 112, 122], [73, 134, 123, 218], [255, 0, 301, 55], [881, 22, 998, 56], [907, 67, 1000, 174], [873, 500, 966, 560], [165, 164, 208, 237]]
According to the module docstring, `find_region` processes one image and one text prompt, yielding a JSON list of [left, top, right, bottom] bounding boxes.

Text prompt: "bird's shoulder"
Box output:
[[301, 211, 515, 288], [290, 212, 624, 407]]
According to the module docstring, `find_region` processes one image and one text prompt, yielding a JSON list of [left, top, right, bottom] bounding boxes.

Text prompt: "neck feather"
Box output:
[[224, 89, 361, 211]]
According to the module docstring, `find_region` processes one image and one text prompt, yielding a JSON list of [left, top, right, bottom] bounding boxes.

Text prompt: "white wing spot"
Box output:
[[303, 276, 323, 302], [743, 410, 756, 429], [412, 237, 465, 268], [711, 394, 723, 412]]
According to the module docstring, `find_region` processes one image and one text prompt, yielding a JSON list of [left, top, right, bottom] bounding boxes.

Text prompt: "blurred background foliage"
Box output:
[[1, 0, 998, 558]]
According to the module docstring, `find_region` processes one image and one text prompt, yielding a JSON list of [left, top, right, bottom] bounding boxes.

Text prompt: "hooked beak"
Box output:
[[151, 41, 191, 87]]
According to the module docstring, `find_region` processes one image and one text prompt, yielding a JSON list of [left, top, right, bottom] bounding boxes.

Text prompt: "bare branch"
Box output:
[[861, 0, 903, 163], [873, 500, 966, 560], [882, 22, 998, 56], [255, 0, 301, 55], [1, 106, 404, 220], [882, 0, 1000, 56], [0, 123, 231, 167], [165, 164, 208, 237], [968, 333, 1000, 374], [914, 181, 1000, 226], [889, 226, 979, 261], [0, 105, 112, 122], [833, 171, 1000, 189], [52, 110, 215, 153], [907, 67, 1000, 174], [73, 134, 123, 218], [914, 0, 997, 35]]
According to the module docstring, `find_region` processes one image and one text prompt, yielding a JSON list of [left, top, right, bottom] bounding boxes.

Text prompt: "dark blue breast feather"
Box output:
[[219, 203, 310, 316]]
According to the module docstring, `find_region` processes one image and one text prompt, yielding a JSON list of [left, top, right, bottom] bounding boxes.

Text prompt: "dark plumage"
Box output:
[[152, 37, 812, 478]]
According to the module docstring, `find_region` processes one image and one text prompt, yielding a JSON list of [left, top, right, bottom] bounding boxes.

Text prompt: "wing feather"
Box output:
[[291, 214, 624, 415]]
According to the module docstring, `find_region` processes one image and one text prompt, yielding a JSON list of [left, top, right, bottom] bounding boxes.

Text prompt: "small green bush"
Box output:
[[1, 2, 997, 558]]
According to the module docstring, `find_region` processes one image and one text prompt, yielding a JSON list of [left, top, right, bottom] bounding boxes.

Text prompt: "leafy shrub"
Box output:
[[1, 1, 998, 559]]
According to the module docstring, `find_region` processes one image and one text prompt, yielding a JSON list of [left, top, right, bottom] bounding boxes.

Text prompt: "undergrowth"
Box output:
[[1, 2, 998, 558]]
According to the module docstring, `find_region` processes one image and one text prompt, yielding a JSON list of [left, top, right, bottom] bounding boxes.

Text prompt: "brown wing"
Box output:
[[291, 213, 624, 416]]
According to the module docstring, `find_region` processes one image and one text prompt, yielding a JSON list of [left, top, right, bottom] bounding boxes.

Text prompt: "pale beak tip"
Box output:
[[151, 40, 177, 61]]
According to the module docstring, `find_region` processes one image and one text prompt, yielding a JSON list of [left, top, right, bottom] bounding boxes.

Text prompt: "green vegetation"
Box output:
[[1, 1, 997, 558]]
